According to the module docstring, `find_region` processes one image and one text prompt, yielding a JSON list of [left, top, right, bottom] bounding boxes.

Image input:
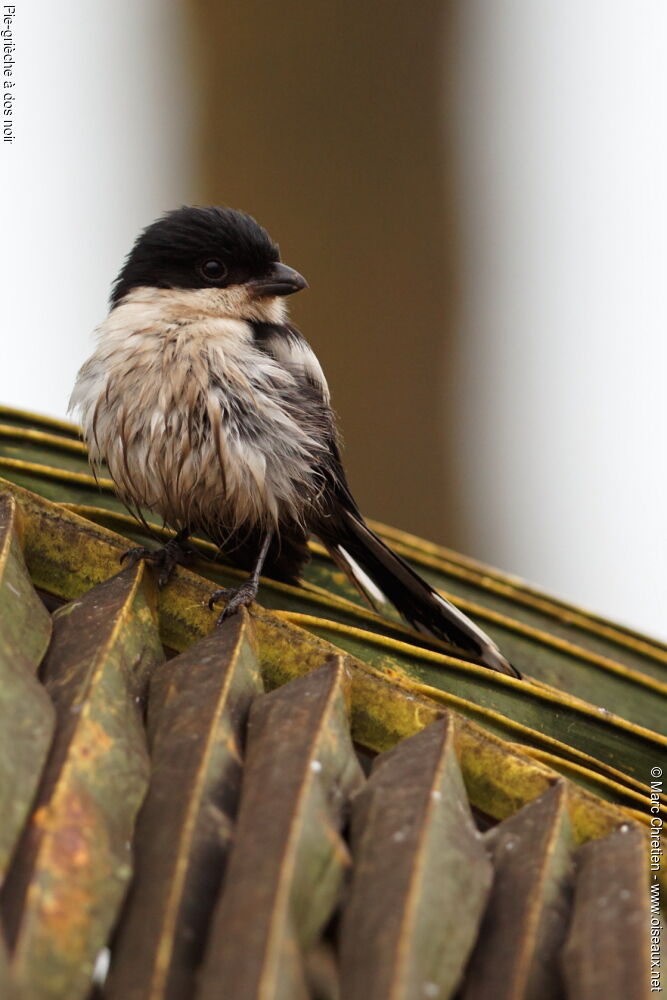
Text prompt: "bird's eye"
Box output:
[[200, 258, 228, 282]]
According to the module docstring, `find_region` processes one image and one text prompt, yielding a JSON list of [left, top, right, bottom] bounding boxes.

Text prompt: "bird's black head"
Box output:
[[110, 205, 307, 306]]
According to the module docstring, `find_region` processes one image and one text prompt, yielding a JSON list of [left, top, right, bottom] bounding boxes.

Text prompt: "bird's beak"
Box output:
[[248, 262, 308, 298]]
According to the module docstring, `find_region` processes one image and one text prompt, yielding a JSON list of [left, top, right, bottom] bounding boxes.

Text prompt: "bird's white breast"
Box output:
[[69, 287, 328, 537]]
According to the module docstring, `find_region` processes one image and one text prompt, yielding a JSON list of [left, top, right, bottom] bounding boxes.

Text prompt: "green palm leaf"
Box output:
[[0, 405, 661, 999]]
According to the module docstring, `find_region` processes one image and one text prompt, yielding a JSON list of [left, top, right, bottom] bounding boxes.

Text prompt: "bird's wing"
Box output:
[[250, 321, 517, 675], [251, 321, 362, 512], [251, 322, 331, 403]]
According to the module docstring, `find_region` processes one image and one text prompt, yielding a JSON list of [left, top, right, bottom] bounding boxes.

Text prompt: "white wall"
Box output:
[[0, 0, 194, 418], [455, 2, 667, 638]]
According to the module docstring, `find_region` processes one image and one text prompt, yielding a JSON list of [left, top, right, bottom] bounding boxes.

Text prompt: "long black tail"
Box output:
[[317, 506, 519, 677]]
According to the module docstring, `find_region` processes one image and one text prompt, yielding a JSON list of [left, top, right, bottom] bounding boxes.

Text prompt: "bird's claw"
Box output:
[[120, 539, 195, 588], [208, 583, 259, 623], [157, 566, 175, 589], [120, 545, 153, 567], [207, 587, 232, 611]]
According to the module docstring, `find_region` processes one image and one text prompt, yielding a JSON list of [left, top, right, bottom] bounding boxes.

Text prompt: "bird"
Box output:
[[69, 205, 519, 678]]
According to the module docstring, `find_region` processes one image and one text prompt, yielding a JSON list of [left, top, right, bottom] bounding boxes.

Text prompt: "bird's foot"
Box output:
[[208, 581, 259, 624], [120, 536, 197, 587]]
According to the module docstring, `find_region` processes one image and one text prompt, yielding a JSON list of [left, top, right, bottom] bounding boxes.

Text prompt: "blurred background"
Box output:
[[2, 1, 666, 639]]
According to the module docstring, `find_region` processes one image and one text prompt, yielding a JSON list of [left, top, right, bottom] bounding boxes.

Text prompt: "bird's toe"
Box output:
[[208, 587, 240, 611], [120, 545, 153, 566], [211, 583, 258, 623]]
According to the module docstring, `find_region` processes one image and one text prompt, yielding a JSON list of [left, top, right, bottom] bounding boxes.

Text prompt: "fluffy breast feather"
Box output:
[[69, 288, 334, 538]]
